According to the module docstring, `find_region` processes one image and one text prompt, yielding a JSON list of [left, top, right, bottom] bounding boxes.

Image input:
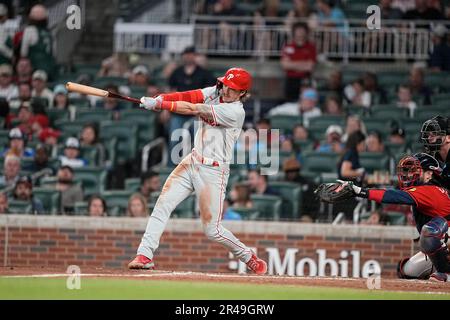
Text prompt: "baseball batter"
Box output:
[[128, 68, 267, 275]]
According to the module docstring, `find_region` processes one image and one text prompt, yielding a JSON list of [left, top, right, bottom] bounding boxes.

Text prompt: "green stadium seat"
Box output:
[[0, 130, 10, 149], [371, 105, 410, 119], [79, 145, 99, 166], [47, 109, 69, 126], [54, 119, 86, 139], [293, 139, 315, 152], [431, 93, 450, 106], [359, 152, 390, 174], [157, 167, 175, 186], [414, 107, 447, 121], [8, 200, 32, 214], [270, 115, 303, 135], [73, 166, 107, 197], [124, 177, 140, 192], [69, 97, 91, 109], [250, 194, 283, 221], [101, 190, 134, 216], [73, 201, 88, 216], [344, 104, 368, 117], [76, 109, 113, 122], [99, 121, 138, 164], [31, 96, 49, 108], [93, 77, 128, 88], [386, 211, 406, 225], [302, 151, 340, 174], [120, 109, 157, 149], [267, 181, 302, 220], [308, 115, 345, 131], [384, 142, 407, 156], [33, 188, 61, 215], [39, 176, 58, 187]]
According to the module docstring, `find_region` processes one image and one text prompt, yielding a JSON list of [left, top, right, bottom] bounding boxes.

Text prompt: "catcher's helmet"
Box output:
[[420, 116, 449, 154], [217, 68, 252, 91], [397, 153, 442, 188]]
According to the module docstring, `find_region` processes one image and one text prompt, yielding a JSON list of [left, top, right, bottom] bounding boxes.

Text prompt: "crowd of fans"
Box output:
[[0, 1, 447, 225]]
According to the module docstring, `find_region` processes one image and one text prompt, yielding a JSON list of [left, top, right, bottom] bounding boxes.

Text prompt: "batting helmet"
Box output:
[[217, 68, 252, 91]]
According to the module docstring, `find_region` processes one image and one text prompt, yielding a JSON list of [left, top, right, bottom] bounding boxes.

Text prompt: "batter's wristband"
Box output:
[[161, 101, 177, 112]]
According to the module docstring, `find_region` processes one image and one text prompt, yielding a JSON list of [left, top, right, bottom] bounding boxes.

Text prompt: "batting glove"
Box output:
[[140, 96, 162, 111], [336, 180, 368, 198]]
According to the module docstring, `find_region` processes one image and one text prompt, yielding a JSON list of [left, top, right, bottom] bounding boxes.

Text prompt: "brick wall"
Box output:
[[0, 215, 420, 278]]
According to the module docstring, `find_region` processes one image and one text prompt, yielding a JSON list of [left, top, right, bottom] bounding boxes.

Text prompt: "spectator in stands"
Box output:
[[98, 53, 130, 78], [285, 0, 318, 31], [366, 130, 385, 153], [322, 70, 344, 102], [379, 0, 404, 19], [392, 0, 416, 13], [0, 154, 20, 187], [53, 84, 76, 118], [129, 65, 150, 87], [389, 127, 406, 145], [167, 45, 215, 161], [13, 176, 44, 214], [362, 72, 387, 105], [342, 115, 367, 143], [88, 195, 107, 217], [212, 0, 244, 15], [98, 84, 124, 120], [20, 4, 56, 79], [58, 137, 87, 169], [31, 70, 53, 108], [316, 0, 347, 33], [396, 84, 417, 117], [280, 23, 317, 102], [280, 135, 295, 154], [344, 78, 371, 108], [14, 58, 33, 84], [408, 67, 432, 105], [0, 4, 12, 66], [9, 82, 32, 110], [38, 127, 61, 146], [254, 0, 283, 19], [24, 144, 53, 174], [223, 183, 253, 220], [127, 193, 149, 218], [323, 95, 343, 116], [139, 171, 161, 199], [316, 125, 344, 153], [269, 88, 321, 127], [360, 209, 388, 225], [292, 124, 310, 142], [80, 123, 105, 166], [256, 118, 276, 148], [248, 168, 279, 196], [2, 128, 34, 158], [0, 64, 18, 101], [0, 192, 9, 213], [428, 24, 450, 72], [53, 165, 83, 214], [403, 0, 444, 19], [338, 130, 366, 182]]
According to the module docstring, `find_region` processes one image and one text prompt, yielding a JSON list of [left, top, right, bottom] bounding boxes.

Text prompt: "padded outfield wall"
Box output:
[[0, 215, 420, 278]]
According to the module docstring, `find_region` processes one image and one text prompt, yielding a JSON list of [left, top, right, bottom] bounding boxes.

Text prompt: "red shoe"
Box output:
[[246, 254, 267, 275], [128, 254, 155, 270]]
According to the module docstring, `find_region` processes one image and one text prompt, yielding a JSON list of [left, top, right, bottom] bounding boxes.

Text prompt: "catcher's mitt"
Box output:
[[314, 182, 356, 203]]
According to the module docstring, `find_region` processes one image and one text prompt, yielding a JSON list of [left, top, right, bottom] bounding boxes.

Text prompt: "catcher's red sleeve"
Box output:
[[160, 89, 204, 103], [368, 189, 385, 202]]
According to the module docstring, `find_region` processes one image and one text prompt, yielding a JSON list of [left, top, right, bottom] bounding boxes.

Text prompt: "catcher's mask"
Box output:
[[420, 116, 448, 154], [396, 153, 442, 189]]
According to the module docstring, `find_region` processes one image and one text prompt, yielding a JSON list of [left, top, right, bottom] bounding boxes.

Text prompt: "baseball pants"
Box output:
[[137, 153, 253, 263]]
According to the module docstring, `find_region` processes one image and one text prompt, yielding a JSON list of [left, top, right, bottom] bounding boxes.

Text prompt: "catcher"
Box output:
[[315, 152, 450, 282]]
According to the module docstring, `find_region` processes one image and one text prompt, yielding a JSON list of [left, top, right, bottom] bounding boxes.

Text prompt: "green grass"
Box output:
[[0, 277, 449, 300]]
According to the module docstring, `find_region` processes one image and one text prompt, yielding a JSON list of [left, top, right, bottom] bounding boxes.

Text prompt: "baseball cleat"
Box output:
[[128, 254, 155, 270], [246, 254, 267, 275], [429, 272, 448, 282]]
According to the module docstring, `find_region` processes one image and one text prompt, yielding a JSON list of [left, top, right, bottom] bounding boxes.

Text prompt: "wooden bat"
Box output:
[[65, 82, 141, 104]]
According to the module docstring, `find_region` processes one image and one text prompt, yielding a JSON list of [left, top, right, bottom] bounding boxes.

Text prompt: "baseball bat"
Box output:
[[65, 82, 141, 104]]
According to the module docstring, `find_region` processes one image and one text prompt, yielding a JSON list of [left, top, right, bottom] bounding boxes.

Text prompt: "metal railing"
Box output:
[[113, 17, 450, 61]]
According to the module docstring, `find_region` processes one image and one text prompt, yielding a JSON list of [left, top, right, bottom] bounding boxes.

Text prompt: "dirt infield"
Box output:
[[1, 266, 449, 294]]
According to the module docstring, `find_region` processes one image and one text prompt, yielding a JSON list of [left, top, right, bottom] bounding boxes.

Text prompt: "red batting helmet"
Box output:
[[217, 68, 252, 91]]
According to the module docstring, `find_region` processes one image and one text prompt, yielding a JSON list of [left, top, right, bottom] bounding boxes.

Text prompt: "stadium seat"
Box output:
[[359, 152, 390, 174], [69, 97, 91, 109], [80, 145, 99, 166], [47, 109, 69, 126], [8, 200, 32, 214], [99, 121, 138, 164], [120, 109, 157, 149], [371, 105, 410, 119], [124, 177, 140, 192], [54, 119, 86, 139], [250, 194, 283, 221], [308, 115, 345, 131], [414, 107, 446, 121], [93, 77, 128, 88], [386, 211, 406, 225], [73, 201, 88, 216], [384, 142, 407, 156], [293, 140, 315, 153], [344, 104, 368, 117], [362, 117, 397, 138], [228, 207, 260, 221], [73, 166, 107, 196], [101, 190, 134, 216], [302, 151, 340, 174], [31, 96, 49, 108], [76, 109, 113, 122], [33, 188, 61, 215], [270, 115, 302, 135], [267, 181, 302, 220], [157, 167, 175, 186], [0, 130, 10, 149]]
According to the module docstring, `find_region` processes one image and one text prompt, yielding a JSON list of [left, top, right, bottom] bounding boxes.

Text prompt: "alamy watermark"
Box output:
[[367, 5, 381, 30], [66, 4, 82, 30], [66, 265, 81, 290]]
